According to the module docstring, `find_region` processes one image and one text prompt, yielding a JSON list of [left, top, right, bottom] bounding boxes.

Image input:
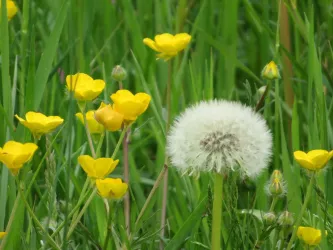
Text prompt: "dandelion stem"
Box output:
[[135, 164, 168, 229], [286, 172, 316, 250], [211, 173, 224, 250], [15, 178, 61, 250], [66, 188, 97, 240], [160, 60, 172, 249]]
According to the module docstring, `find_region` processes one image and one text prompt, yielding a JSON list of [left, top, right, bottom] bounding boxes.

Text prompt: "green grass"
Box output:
[[1, 0, 333, 249]]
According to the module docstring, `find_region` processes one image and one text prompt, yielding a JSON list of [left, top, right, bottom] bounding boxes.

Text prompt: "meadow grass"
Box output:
[[1, 0, 333, 249]]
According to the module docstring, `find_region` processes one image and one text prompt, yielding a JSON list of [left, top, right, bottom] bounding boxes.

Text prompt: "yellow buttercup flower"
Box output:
[[78, 155, 119, 179], [96, 178, 128, 199], [111, 90, 151, 121], [297, 226, 322, 246], [294, 150, 333, 171], [15, 112, 64, 139], [94, 102, 124, 131], [0, 0, 18, 20], [0, 141, 38, 176], [76, 111, 104, 134], [143, 33, 191, 61], [0, 232, 7, 239], [261, 61, 280, 80], [66, 73, 105, 101]]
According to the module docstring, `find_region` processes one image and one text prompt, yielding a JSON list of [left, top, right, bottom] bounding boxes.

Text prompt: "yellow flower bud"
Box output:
[[143, 33, 191, 61], [110, 90, 151, 121], [268, 178, 284, 196], [94, 102, 124, 131], [96, 178, 128, 199], [66, 73, 105, 101], [261, 61, 280, 80], [0, 141, 38, 176], [294, 149, 333, 171], [15, 112, 64, 140], [297, 226, 322, 246], [76, 111, 104, 134], [78, 155, 119, 179]]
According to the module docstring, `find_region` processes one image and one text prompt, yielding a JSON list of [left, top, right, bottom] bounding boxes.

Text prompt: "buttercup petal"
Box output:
[[143, 38, 159, 52], [294, 151, 315, 170], [78, 155, 96, 177]]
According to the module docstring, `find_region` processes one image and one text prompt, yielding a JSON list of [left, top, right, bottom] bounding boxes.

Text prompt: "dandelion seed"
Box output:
[[167, 100, 272, 178]]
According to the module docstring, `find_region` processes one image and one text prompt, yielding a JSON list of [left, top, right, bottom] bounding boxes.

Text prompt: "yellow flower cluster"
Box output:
[[64, 72, 151, 199], [78, 155, 128, 199]]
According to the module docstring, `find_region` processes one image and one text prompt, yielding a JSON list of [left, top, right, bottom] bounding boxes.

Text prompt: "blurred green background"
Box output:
[[1, 0, 333, 249]]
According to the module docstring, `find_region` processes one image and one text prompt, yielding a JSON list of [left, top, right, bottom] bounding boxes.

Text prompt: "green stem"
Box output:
[[111, 126, 128, 159], [96, 132, 105, 158], [103, 200, 113, 249], [134, 164, 168, 229], [286, 172, 316, 250], [66, 188, 97, 240], [211, 173, 224, 250], [269, 197, 278, 212], [82, 106, 96, 158], [15, 179, 60, 250], [255, 81, 271, 112]]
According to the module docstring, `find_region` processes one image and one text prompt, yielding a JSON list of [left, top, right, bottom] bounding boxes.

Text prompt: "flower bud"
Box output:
[[263, 212, 276, 225], [111, 65, 127, 82], [258, 86, 267, 96], [261, 61, 280, 80], [271, 170, 283, 181], [278, 211, 294, 227], [268, 178, 284, 196]]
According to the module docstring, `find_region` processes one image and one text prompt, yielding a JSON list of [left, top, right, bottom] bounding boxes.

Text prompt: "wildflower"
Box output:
[[0, 141, 38, 176], [265, 170, 286, 197], [111, 90, 151, 121], [66, 73, 105, 101], [96, 178, 128, 199], [76, 111, 104, 134], [277, 211, 294, 228], [294, 150, 333, 171], [0, 0, 18, 20], [143, 33, 191, 61], [0, 232, 7, 239], [78, 155, 119, 179], [297, 226, 322, 246], [15, 112, 64, 139], [111, 65, 127, 82], [263, 212, 276, 225], [261, 61, 280, 80], [167, 100, 272, 177], [94, 102, 124, 131]]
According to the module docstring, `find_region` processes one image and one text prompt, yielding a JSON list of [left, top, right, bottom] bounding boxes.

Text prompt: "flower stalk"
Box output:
[[211, 173, 224, 250], [286, 172, 316, 250]]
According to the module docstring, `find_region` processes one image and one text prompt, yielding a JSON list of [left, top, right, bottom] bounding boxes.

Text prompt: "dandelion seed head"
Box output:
[[167, 100, 272, 178]]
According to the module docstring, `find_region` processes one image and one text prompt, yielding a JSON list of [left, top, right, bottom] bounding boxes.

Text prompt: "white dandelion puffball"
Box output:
[[167, 100, 272, 178]]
